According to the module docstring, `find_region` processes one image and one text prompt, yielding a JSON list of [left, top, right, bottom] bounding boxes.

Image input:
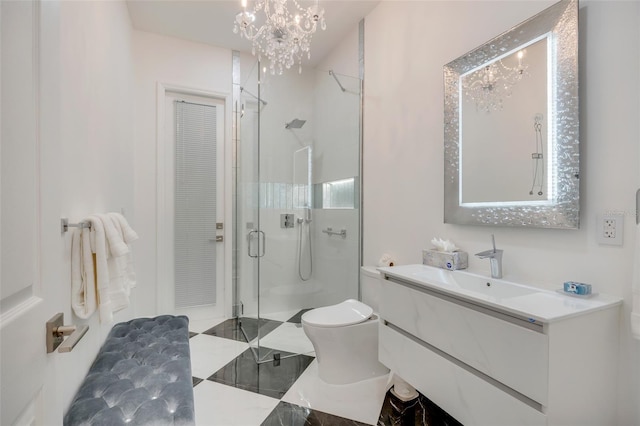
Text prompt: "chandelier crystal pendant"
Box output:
[[462, 51, 528, 112], [233, 0, 326, 75]]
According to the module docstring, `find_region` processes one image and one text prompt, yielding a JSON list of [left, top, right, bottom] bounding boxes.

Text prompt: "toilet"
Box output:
[[301, 267, 389, 385]]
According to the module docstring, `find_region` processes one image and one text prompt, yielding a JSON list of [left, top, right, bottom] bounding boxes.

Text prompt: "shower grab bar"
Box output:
[[322, 227, 347, 238], [329, 70, 346, 92]]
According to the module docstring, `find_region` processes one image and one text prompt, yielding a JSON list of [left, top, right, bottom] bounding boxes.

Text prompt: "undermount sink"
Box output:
[[449, 271, 539, 299]]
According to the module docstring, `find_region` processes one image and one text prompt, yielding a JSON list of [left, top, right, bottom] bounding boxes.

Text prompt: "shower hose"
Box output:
[[298, 218, 312, 281]]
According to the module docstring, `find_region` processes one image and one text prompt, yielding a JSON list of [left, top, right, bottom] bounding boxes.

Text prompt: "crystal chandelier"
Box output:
[[462, 50, 528, 112], [233, 0, 326, 75]]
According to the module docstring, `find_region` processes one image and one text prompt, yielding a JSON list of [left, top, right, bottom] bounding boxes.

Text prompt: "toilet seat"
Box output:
[[302, 299, 373, 328]]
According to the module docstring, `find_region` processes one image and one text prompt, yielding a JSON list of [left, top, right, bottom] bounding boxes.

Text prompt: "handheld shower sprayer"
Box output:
[[297, 207, 312, 224]]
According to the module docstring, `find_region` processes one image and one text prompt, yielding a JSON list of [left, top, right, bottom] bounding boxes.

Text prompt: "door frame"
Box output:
[[156, 82, 233, 319]]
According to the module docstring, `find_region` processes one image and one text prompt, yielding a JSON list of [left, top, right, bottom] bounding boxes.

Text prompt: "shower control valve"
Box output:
[[281, 214, 295, 229]]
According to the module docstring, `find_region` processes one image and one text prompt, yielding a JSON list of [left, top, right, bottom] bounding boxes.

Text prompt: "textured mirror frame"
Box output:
[[444, 0, 579, 229]]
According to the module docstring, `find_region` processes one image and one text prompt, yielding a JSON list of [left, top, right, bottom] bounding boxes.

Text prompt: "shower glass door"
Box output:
[[236, 59, 271, 362], [235, 60, 362, 364]]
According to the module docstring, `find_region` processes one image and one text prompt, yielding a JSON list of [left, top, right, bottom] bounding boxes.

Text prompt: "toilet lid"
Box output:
[[302, 299, 373, 328]]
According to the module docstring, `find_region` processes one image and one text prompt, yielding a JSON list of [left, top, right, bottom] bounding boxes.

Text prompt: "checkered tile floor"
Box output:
[[188, 310, 390, 425]]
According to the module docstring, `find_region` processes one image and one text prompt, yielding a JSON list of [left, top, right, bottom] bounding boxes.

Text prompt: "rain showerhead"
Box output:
[[285, 119, 306, 129]]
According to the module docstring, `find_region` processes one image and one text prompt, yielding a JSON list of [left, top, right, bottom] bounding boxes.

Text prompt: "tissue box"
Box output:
[[423, 249, 468, 271]]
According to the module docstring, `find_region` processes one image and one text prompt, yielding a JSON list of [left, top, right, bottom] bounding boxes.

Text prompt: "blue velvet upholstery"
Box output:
[[63, 315, 195, 426]]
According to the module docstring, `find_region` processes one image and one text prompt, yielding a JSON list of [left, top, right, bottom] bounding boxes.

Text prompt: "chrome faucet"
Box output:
[[475, 234, 503, 279]]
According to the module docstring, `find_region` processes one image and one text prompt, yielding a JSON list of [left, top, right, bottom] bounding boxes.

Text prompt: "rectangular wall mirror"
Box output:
[[444, 0, 579, 228]]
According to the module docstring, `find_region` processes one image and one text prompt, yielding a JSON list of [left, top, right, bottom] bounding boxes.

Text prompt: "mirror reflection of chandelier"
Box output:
[[234, 0, 326, 75], [462, 51, 528, 112]]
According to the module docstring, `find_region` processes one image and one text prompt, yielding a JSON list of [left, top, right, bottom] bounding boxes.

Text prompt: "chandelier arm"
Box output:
[[249, 23, 271, 42], [289, 23, 318, 36]]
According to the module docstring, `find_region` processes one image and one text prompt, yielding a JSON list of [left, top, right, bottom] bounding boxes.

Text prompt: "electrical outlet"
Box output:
[[596, 213, 624, 246]]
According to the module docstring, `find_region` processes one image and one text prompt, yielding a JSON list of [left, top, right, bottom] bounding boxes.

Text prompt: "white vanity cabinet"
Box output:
[[378, 265, 622, 426]]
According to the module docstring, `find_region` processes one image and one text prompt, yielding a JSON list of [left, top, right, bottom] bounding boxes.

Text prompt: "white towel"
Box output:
[[70, 228, 97, 319], [100, 213, 129, 258], [88, 215, 114, 323], [632, 223, 640, 339], [109, 212, 139, 243], [98, 213, 137, 316], [108, 213, 138, 290], [100, 214, 132, 310], [69, 213, 138, 323]]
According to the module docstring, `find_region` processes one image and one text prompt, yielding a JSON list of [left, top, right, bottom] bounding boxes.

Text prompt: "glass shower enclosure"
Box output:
[[235, 60, 362, 363]]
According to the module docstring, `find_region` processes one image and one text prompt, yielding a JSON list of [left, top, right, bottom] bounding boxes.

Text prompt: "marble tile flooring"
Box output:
[[377, 390, 463, 426], [189, 310, 462, 425], [189, 311, 390, 425]]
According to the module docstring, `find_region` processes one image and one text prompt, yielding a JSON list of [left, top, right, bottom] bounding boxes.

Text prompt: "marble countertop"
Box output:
[[378, 264, 623, 324]]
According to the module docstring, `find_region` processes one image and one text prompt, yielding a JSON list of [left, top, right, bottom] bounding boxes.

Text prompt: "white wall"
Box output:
[[363, 1, 639, 423], [314, 21, 360, 189], [132, 30, 233, 317], [317, 24, 360, 79], [313, 71, 361, 185], [38, 0, 136, 421], [260, 68, 316, 182]]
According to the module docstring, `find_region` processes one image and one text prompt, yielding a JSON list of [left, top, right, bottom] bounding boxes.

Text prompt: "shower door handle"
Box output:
[[258, 230, 266, 257], [247, 230, 266, 258], [247, 230, 258, 258]]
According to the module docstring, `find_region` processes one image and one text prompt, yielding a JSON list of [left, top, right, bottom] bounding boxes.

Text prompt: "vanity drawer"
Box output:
[[380, 278, 549, 405], [379, 324, 547, 426]]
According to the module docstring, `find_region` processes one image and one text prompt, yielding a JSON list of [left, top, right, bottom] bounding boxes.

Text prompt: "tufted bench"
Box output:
[[63, 315, 195, 426]]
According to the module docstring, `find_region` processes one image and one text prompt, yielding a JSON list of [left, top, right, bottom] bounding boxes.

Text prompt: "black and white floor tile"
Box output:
[[188, 310, 461, 426]]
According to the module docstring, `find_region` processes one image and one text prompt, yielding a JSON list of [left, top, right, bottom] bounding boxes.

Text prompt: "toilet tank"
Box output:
[[360, 266, 382, 312]]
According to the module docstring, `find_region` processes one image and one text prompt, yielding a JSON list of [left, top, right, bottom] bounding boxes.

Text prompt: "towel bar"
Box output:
[[61, 217, 91, 233]]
